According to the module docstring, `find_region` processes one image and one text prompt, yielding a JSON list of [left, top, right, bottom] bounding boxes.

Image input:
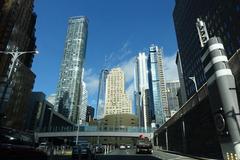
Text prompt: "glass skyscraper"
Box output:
[[134, 52, 150, 129], [79, 81, 87, 123], [96, 69, 109, 119], [55, 16, 88, 123], [148, 45, 168, 126]]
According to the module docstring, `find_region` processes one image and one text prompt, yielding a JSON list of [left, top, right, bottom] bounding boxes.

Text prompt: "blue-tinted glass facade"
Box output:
[[148, 46, 167, 126], [96, 69, 109, 119]]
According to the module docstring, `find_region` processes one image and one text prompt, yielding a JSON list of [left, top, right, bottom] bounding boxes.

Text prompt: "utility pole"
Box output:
[[196, 18, 240, 159]]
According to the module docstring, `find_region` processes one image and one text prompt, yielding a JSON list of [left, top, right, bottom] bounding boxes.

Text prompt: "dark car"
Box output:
[[79, 142, 96, 160], [94, 144, 104, 154], [72, 145, 81, 160]]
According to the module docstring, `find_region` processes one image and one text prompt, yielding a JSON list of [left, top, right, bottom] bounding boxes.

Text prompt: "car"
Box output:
[[94, 144, 105, 154], [72, 145, 81, 160], [79, 142, 96, 160], [126, 144, 131, 149], [36, 142, 48, 152], [119, 144, 126, 150], [136, 137, 153, 154]]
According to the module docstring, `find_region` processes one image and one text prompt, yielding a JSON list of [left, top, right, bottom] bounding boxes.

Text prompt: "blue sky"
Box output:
[[32, 0, 178, 109]]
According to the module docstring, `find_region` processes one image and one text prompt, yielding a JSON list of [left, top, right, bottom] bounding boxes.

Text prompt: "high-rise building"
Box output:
[[96, 69, 109, 119], [166, 80, 180, 116], [0, 0, 37, 130], [86, 105, 94, 122], [175, 51, 187, 106], [148, 45, 169, 126], [79, 81, 87, 122], [105, 68, 132, 115], [134, 52, 150, 129], [55, 16, 88, 123], [173, 0, 240, 99]]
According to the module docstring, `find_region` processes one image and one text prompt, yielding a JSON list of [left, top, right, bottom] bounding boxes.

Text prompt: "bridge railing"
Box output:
[[40, 125, 154, 133]]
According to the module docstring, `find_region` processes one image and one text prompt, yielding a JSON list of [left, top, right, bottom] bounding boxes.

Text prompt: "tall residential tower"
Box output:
[[148, 45, 169, 126], [134, 52, 151, 129], [55, 16, 88, 123]]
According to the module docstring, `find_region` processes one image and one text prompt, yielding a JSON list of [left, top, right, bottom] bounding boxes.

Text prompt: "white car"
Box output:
[[37, 142, 48, 151], [119, 144, 126, 150]]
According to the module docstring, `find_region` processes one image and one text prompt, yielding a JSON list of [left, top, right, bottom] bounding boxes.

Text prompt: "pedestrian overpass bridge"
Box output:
[[35, 126, 154, 141], [35, 131, 153, 138]]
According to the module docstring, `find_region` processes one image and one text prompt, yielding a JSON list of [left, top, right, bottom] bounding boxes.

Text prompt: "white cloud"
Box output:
[[84, 68, 99, 96], [105, 40, 133, 68], [126, 82, 134, 100], [119, 40, 132, 60], [163, 53, 179, 81], [119, 56, 136, 83]]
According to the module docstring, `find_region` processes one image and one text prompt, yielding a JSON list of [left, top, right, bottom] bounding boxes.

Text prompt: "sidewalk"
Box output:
[[153, 149, 201, 160]]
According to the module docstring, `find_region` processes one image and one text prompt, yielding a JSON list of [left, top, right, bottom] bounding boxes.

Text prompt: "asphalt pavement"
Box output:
[[97, 148, 199, 160], [49, 148, 200, 160], [97, 148, 159, 160]]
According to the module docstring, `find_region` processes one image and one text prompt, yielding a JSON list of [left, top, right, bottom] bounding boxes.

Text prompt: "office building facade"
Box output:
[[148, 45, 169, 126], [105, 68, 132, 115], [166, 80, 180, 116], [173, 0, 240, 99], [86, 105, 94, 122], [55, 16, 88, 123], [175, 52, 187, 106], [96, 69, 109, 119], [0, 0, 37, 130], [79, 81, 87, 122]]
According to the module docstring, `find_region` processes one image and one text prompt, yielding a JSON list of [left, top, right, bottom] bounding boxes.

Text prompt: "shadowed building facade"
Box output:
[[0, 0, 37, 130], [173, 0, 240, 99]]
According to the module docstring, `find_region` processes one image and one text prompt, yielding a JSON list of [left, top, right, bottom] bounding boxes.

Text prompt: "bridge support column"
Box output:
[[182, 119, 187, 153], [165, 127, 168, 150]]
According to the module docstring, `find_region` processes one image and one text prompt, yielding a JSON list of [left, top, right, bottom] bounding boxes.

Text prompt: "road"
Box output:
[[50, 148, 200, 160], [97, 148, 159, 160]]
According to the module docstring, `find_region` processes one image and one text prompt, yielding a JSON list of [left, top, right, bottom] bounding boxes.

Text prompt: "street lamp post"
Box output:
[[76, 118, 82, 145], [188, 76, 197, 92], [0, 49, 38, 111], [0, 49, 39, 79]]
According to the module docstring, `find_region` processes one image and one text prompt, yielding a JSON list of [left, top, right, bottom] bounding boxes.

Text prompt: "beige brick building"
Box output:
[[105, 68, 132, 115]]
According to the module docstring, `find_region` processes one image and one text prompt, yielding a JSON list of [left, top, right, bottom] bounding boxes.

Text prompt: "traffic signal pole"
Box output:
[[196, 18, 240, 159]]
